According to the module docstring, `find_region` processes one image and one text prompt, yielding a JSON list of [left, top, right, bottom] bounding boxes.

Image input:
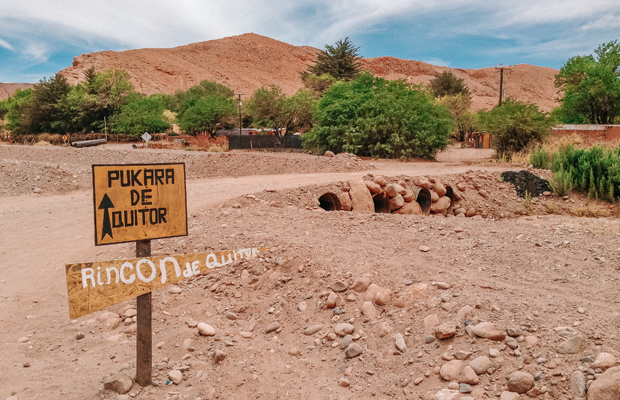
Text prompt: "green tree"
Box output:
[[109, 94, 170, 136], [177, 96, 236, 136], [555, 41, 620, 124], [11, 73, 72, 135], [0, 88, 32, 133], [305, 38, 363, 81], [303, 72, 455, 159], [247, 86, 315, 139], [437, 93, 477, 141], [301, 73, 338, 97], [477, 98, 553, 157], [428, 71, 471, 98]]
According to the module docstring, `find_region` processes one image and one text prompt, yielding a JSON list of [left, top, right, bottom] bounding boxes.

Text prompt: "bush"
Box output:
[[551, 144, 620, 201], [549, 168, 573, 196], [477, 99, 553, 158], [529, 145, 551, 169], [303, 72, 455, 159]]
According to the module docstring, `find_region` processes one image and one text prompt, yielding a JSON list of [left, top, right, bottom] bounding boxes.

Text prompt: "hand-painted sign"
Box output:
[[66, 247, 269, 319], [92, 164, 187, 245]]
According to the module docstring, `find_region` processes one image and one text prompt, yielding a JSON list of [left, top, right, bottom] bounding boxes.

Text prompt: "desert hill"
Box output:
[[7, 33, 557, 112], [0, 83, 33, 101]]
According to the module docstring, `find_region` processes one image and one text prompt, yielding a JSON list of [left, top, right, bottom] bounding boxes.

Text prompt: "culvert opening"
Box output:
[[445, 185, 454, 201], [318, 192, 342, 211], [413, 187, 432, 215], [373, 192, 391, 213]]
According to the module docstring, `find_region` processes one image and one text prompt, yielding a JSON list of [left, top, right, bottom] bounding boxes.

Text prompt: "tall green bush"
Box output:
[[551, 144, 620, 201], [529, 145, 550, 169], [303, 72, 455, 159]]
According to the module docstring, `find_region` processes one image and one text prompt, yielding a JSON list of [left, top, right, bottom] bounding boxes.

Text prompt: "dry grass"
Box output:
[[207, 145, 225, 152], [546, 133, 585, 153], [34, 140, 51, 146], [545, 201, 563, 214], [569, 204, 605, 218]]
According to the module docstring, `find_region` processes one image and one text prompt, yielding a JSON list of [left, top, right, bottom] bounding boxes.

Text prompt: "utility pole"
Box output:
[[235, 94, 244, 136], [104, 116, 107, 142], [495, 65, 512, 106]]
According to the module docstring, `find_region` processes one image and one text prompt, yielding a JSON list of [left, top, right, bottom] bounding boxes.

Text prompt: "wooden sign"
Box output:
[[66, 247, 269, 319], [92, 164, 187, 245]]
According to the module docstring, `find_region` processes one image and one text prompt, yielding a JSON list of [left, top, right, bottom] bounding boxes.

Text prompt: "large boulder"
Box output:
[[587, 365, 620, 400], [433, 182, 447, 197], [393, 201, 423, 215], [339, 192, 352, 211], [104, 372, 133, 394], [414, 176, 433, 189], [389, 194, 405, 211], [506, 371, 534, 393], [365, 181, 382, 194], [431, 196, 451, 213], [348, 178, 374, 213]]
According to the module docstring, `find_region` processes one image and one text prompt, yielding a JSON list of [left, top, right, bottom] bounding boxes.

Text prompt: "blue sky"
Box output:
[[1, 0, 619, 83]]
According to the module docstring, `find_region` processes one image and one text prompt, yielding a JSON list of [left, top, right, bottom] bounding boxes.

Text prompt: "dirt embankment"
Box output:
[[0, 82, 33, 101]]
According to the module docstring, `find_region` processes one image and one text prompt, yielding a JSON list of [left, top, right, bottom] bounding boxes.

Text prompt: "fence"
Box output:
[[228, 135, 303, 150]]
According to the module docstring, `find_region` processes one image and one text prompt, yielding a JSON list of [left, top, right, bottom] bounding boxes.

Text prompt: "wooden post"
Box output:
[[135, 239, 152, 386]]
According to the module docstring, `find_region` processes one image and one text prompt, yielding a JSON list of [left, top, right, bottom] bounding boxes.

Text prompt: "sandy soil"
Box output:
[[1, 144, 619, 400]]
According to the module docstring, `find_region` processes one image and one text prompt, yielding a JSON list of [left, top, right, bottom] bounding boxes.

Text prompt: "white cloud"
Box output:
[[23, 41, 49, 62], [581, 14, 620, 31], [420, 57, 450, 67], [0, 37, 14, 51]]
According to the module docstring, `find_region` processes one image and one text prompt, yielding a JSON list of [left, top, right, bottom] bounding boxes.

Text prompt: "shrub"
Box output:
[[549, 168, 573, 196], [529, 145, 551, 169], [303, 72, 455, 159], [551, 144, 620, 202], [477, 99, 553, 158]]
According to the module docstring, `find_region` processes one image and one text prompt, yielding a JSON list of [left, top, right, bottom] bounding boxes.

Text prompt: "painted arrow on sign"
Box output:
[[98, 194, 114, 240]]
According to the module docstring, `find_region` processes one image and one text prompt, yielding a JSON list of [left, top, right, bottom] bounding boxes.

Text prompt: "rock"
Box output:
[[489, 348, 500, 358], [555, 335, 583, 354], [365, 181, 382, 194], [389, 194, 405, 210], [431, 196, 451, 213], [393, 201, 423, 215], [265, 321, 281, 334], [340, 335, 353, 350], [348, 178, 374, 213], [105, 318, 121, 330], [335, 323, 355, 336], [570, 370, 586, 398], [440, 360, 465, 381], [455, 350, 472, 360], [393, 283, 428, 307], [459, 383, 472, 393], [297, 302, 307, 312], [182, 338, 194, 352], [424, 314, 440, 330], [350, 276, 372, 292], [394, 333, 407, 353], [197, 323, 216, 336], [97, 311, 119, 323], [33, 187, 43, 194], [469, 356, 492, 375], [456, 305, 474, 323], [326, 292, 343, 308], [385, 183, 406, 197], [378, 322, 393, 338], [468, 322, 506, 341], [330, 281, 347, 292], [431, 191, 440, 202], [435, 323, 456, 339], [169, 286, 182, 294], [436, 282, 451, 289], [433, 389, 459, 400], [339, 192, 352, 211], [458, 366, 479, 384], [524, 335, 538, 347], [345, 343, 363, 359], [587, 365, 620, 400], [505, 336, 518, 349], [104, 372, 133, 393], [214, 350, 226, 363], [75, 332, 85, 340], [414, 176, 433, 189], [478, 189, 489, 199], [592, 352, 616, 370], [373, 176, 388, 187], [499, 392, 521, 400], [304, 324, 324, 335], [402, 190, 415, 202], [168, 369, 183, 384], [374, 288, 392, 306], [324, 150, 335, 157], [507, 371, 535, 393], [364, 283, 381, 301], [433, 181, 447, 196], [361, 301, 377, 320], [466, 207, 476, 217], [419, 245, 431, 252], [339, 378, 350, 387]]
